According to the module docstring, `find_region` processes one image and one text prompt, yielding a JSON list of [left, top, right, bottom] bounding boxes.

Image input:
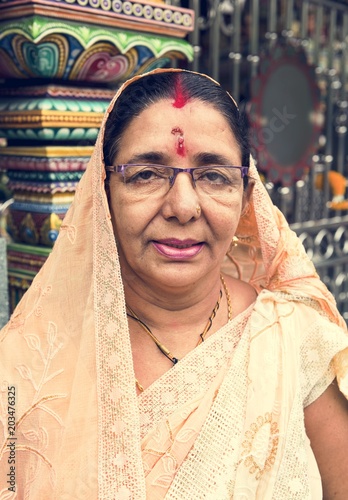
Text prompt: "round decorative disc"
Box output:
[[248, 40, 323, 186]]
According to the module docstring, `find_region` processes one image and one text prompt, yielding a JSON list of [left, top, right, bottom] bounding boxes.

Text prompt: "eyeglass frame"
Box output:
[[105, 164, 249, 190]]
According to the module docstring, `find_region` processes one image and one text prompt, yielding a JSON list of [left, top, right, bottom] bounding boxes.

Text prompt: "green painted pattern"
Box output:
[[0, 16, 193, 60], [8, 170, 83, 182], [0, 128, 99, 141], [0, 97, 110, 113]]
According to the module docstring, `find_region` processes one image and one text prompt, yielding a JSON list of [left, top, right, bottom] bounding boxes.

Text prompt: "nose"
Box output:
[[161, 171, 201, 224]]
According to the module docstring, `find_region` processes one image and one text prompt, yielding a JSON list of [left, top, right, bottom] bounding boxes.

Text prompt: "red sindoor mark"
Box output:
[[172, 78, 188, 109]]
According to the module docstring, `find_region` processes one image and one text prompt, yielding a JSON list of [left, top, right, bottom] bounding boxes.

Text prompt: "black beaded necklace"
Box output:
[[127, 275, 232, 367]]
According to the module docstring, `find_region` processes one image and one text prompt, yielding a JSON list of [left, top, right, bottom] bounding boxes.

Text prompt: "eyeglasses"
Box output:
[[105, 164, 249, 199]]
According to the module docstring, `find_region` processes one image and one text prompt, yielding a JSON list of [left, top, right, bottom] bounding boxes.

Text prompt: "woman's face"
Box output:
[[108, 98, 248, 292]]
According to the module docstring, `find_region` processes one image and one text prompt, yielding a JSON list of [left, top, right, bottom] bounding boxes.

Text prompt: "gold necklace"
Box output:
[[220, 274, 232, 321], [128, 275, 232, 393]]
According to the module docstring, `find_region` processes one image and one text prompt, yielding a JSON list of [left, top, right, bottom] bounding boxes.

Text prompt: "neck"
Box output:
[[123, 271, 226, 345]]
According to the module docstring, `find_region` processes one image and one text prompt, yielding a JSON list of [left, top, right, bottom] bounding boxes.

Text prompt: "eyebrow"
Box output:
[[192, 152, 238, 166], [124, 152, 166, 164], [123, 151, 239, 166]]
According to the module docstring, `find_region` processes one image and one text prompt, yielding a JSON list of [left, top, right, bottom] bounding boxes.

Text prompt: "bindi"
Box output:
[[172, 78, 188, 109], [171, 127, 186, 157]]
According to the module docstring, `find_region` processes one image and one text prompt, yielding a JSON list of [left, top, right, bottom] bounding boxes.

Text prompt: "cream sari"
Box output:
[[0, 69, 347, 499]]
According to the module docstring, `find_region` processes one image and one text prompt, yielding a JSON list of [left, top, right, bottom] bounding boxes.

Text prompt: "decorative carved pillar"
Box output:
[[0, 0, 194, 311]]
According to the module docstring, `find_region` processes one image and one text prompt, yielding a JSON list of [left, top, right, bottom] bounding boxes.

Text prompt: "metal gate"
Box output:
[[170, 0, 348, 319]]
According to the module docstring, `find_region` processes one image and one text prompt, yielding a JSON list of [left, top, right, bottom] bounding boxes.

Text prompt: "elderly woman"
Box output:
[[0, 69, 348, 499]]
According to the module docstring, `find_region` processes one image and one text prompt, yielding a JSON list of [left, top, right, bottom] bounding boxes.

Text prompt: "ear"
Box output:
[[241, 178, 254, 215]]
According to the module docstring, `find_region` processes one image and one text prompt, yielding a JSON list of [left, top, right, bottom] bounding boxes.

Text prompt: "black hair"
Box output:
[[103, 71, 250, 175]]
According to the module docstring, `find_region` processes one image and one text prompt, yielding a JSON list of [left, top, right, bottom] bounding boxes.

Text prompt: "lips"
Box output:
[[152, 238, 204, 259]]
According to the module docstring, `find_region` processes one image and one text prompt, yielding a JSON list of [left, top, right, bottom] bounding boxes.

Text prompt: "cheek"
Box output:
[[208, 198, 243, 242], [111, 204, 139, 242], [108, 190, 135, 244], [108, 187, 157, 243]]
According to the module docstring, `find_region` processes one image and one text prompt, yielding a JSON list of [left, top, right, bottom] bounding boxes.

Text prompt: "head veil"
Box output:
[[0, 68, 347, 498]]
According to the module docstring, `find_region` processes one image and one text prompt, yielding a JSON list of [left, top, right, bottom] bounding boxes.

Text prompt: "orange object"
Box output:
[[315, 171, 347, 196]]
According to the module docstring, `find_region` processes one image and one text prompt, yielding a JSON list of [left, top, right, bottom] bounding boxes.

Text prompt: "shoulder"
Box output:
[[222, 274, 258, 318]]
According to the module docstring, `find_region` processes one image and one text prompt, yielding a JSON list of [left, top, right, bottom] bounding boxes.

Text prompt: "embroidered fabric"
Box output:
[[138, 303, 252, 439], [0, 68, 347, 499]]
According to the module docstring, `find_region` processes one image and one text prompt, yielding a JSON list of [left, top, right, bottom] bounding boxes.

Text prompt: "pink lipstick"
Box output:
[[152, 239, 204, 260]]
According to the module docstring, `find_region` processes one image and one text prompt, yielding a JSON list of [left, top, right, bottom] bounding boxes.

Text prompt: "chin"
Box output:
[[144, 265, 214, 290]]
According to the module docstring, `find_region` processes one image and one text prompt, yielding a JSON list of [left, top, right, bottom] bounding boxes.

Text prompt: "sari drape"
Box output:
[[0, 68, 347, 499]]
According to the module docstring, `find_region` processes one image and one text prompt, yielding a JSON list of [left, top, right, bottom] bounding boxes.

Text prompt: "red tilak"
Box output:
[[171, 127, 183, 135], [177, 136, 185, 157], [171, 127, 185, 157], [172, 78, 188, 108]]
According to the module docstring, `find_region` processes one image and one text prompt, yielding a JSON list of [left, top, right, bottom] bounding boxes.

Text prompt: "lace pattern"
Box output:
[[138, 305, 253, 438]]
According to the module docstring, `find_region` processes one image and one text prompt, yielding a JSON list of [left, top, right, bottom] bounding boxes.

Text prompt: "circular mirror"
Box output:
[[248, 41, 323, 186]]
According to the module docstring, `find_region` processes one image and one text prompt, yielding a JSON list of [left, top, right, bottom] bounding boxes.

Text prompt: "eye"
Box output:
[[133, 169, 156, 181], [196, 168, 231, 185], [125, 165, 168, 183]]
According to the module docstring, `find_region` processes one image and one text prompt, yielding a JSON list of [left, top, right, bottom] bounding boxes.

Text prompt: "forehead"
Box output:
[[114, 99, 242, 164]]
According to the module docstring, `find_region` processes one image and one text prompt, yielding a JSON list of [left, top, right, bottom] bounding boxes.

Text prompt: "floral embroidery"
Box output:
[[153, 473, 174, 488], [0, 320, 66, 484], [143, 419, 180, 489], [60, 224, 77, 244], [241, 412, 279, 480], [176, 428, 196, 443], [2, 283, 53, 341], [162, 452, 177, 474]]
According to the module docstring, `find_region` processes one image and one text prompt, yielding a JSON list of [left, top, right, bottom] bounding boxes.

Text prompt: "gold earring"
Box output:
[[228, 236, 239, 252], [196, 205, 201, 215]]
